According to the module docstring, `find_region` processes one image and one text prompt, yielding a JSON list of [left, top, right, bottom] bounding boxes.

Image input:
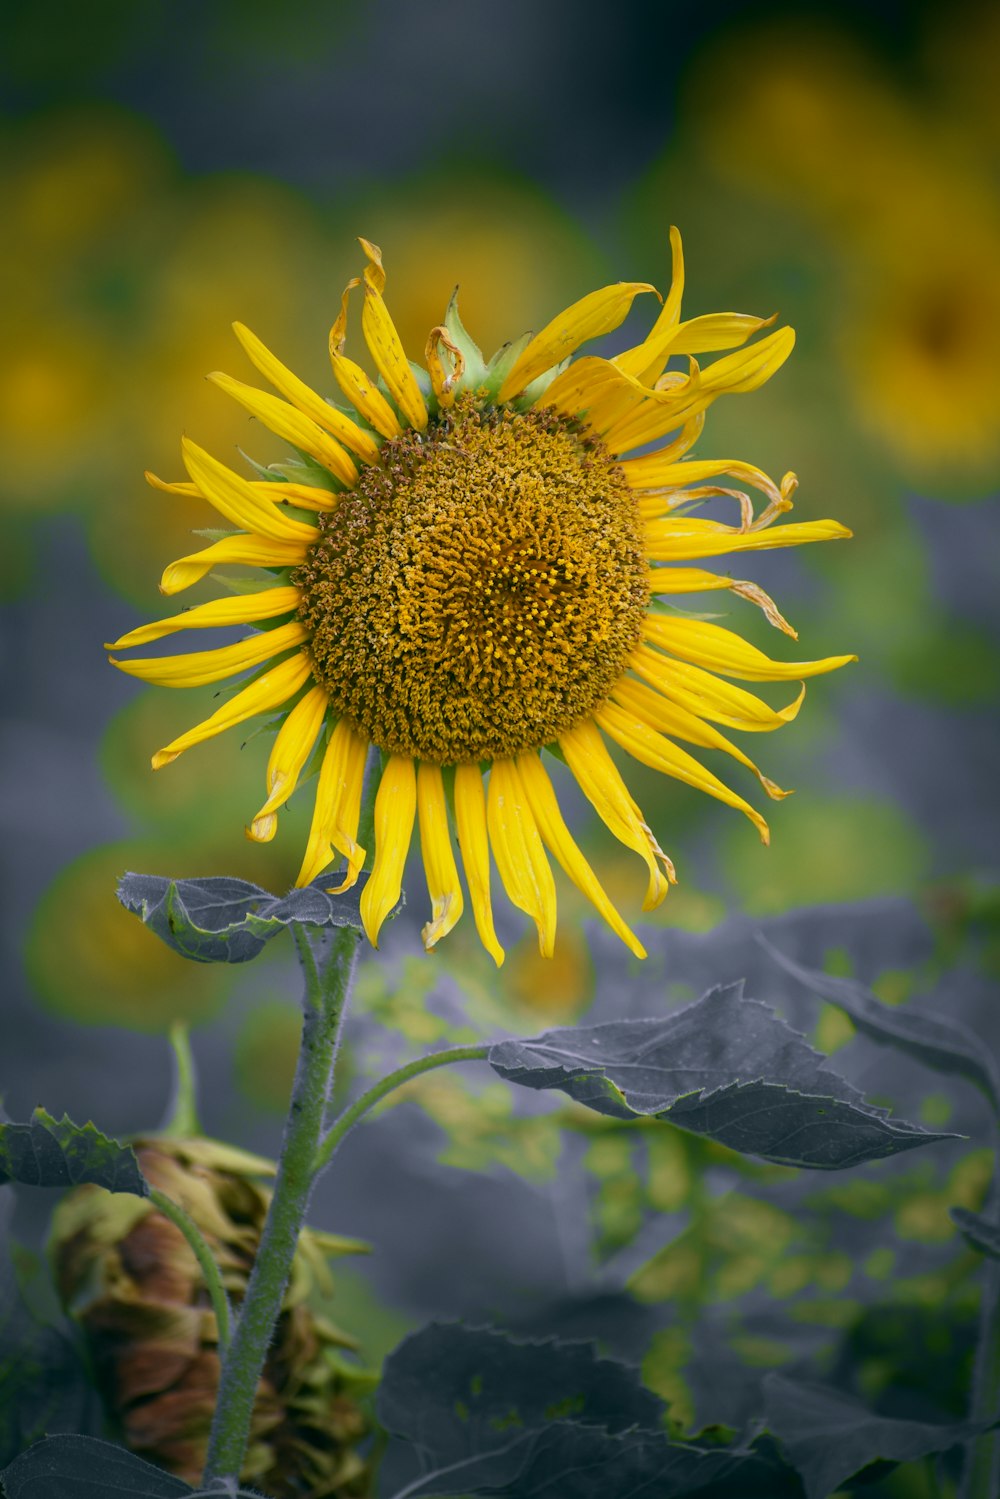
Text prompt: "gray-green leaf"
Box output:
[[0, 1111, 147, 1195], [1, 1434, 192, 1498], [117, 872, 382, 964], [488, 982, 957, 1169], [952, 1206, 1000, 1259], [757, 936, 1000, 1116], [764, 1373, 991, 1499]]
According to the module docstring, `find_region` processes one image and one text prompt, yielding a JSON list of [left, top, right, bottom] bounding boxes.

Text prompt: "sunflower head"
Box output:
[[108, 230, 854, 966]]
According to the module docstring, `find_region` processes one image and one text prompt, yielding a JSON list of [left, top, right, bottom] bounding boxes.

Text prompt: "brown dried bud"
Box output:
[[50, 1136, 371, 1497]]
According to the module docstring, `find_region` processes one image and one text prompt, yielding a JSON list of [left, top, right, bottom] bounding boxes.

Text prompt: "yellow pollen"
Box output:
[[294, 399, 648, 764]]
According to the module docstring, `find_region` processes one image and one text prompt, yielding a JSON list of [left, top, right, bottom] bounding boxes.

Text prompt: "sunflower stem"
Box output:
[[149, 1187, 232, 1353], [202, 920, 360, 1487], [313, 1044, 491, 1174]]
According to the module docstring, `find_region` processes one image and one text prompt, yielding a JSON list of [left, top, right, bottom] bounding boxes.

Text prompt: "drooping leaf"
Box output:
[[0, 1434, 193, 1498], [488, 983, 957, 1169], [376, 1322, 801, 1498], [952, 1205, 1000, 1259], [757, 936, 1000, 1115], [0, 1111, 147, 1195], [763, 1372, 991, 1499], [116, 872, 389, 964], [0, 1196, 101, 1467]]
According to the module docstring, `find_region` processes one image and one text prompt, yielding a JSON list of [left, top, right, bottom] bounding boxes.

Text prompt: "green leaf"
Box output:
[[951, 1205, 1000, 1259], [763, 1373, 992, 1499], [488, 982, 958, 1169], [116, 872, 390, 965], [0, 1435, 192, 1498], [377, 1323, 799, 1498], [0, 1197, 101, 1466], [758, 936, 1000, 1115], [0, 1111, 147, 1195]]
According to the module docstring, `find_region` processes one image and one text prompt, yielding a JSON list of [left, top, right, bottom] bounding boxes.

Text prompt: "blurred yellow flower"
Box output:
[[109, 232, 852, 963], [692, 19, 1000, 485]]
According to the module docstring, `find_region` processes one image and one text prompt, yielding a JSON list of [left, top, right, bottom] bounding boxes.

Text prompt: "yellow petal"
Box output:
[[623, 455, 785, 505], [595, 701, 771, 843], [416, 762, 464, 950], [516, 752, 645, 959], [498, 281, 659, 403], [486, 759, 557, 957], [297, 719, 369, 888], [109, 619, 307, 688], [542, 356, 631, 421], [629, 645, 806, 733], [208, 373, 360, 487], [146, 470, 339, 515], [612, 677, 791, 801], [152, 651, 312, 770], [612, 226, 685, 383], [645, 568, 796, 637], [425, 325, 464, 410], [453, 763, 504, 967], [248, 685, 328, 842], [604, 327, 797, 455], [181, 439, 318, 543], [107, 586, 300, 649], [359, 754, 416, 947], [231, 321, 381, 463], [644, 516, 852, 562], [159, 535, 309, 596], [358, 239, 427, 431], [667, 311, 778, 356], [329, 280, 403, 439], [559, 718, 673, 910], [643, 614, 857, 682]]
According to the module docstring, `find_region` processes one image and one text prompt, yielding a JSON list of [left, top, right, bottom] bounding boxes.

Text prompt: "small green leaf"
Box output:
[[0, 1111, 147, 1195], [488, 982, 958, 1169], [117, 872, 390, 965], [951, 1205, 1000, 1259]]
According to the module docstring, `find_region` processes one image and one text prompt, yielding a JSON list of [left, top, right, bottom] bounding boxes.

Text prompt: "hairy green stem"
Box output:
[[202, 921, 360, 1486], [313, 1044, 491, 1174], [962, 1176, 1000, 1498], [149, 1187, 232, 1352]]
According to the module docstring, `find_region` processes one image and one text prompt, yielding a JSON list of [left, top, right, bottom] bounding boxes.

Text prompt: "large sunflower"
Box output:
[[109, 232, 853, 965]]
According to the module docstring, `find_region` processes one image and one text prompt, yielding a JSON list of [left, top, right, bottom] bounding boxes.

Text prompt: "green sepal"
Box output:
[[443, 289, 488, 396]]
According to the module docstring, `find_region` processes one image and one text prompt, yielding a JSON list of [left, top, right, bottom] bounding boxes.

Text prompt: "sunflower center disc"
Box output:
[[294, 399, 648, 764]]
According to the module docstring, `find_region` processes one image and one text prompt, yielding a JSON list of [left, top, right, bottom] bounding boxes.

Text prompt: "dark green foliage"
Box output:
[[489, 982, 956, 1168], [116, 872, 384, 964], [763, 1373, 992, 1499], [0, 1110, 147, 1195], [376, 1323, 802, 1498]]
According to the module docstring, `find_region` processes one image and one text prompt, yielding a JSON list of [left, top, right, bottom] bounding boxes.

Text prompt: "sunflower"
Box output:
[[108, 231, 853, 965]]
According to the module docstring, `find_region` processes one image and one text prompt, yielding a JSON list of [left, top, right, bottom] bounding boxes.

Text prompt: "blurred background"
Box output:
[[2, 0, 999, 1393]]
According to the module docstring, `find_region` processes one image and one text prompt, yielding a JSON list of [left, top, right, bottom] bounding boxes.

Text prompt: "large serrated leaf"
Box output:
[[763, 1373, 992, 1499], [0, 1111, 147, 1195], [758, 936, 1000, 1115], [0, 1434, 193, 1498], [488, 982, 957, 1169], [116, 872, 386, 964], [376, 1323, 799, 1498]]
